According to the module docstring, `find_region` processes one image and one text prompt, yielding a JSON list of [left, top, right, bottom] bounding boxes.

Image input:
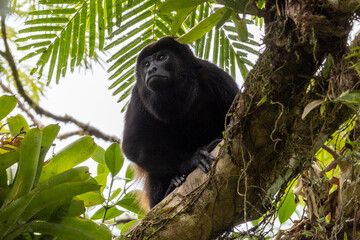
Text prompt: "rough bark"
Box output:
[[120, 1, 360, 239]]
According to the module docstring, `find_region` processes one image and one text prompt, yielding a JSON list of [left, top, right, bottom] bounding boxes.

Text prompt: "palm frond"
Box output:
[[16, 0, 263, 104], [106, 1, 261, 103], [16, 0, 107, 84], [105, 0, 164, 103]]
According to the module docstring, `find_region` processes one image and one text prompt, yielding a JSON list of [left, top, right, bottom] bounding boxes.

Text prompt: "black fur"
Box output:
[[122, 37, 238, 208]]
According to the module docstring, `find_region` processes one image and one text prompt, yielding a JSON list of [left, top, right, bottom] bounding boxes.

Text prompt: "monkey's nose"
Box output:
[[148, 66, 157, 74]]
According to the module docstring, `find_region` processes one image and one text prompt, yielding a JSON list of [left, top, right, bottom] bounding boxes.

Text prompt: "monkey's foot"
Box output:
[[165, 174, 186, 196]]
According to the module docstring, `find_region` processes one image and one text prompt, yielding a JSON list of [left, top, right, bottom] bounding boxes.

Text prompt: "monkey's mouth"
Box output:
[[146, 75, 169, 91]]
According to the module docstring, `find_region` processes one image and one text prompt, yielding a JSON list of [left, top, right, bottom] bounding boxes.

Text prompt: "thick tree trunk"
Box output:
[[120, 1, 360, 239]]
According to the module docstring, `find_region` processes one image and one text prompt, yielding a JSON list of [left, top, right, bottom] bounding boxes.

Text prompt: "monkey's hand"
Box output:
[[165, 149, 214, 196], [193, 138, 221, 173], [193, 149, 215, 173], [164, 139, 220, 197]]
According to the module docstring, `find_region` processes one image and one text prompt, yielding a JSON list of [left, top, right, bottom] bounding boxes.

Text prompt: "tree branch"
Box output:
[[57, 131, 88, 140], [0, 14, 120, 143]]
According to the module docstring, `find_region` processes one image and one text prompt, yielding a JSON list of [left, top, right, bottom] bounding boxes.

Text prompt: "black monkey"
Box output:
[[122, 37, 238, 209]]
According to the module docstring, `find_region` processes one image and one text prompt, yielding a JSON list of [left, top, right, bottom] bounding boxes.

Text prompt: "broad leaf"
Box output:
[[19, 182, 100, 222], [7, 114, 29, 136], [178, 7, 226, 44], [278, 192, 296, 224], [92, 145, 106, 165], [0, 95, 17, 121], [105, 143, 123, 176], [4, 128, 42, 204], [40, 136, 97, 182], [62, 217, 112, 239], [76, 192, 105, 207], [0, 151, 19, 171]]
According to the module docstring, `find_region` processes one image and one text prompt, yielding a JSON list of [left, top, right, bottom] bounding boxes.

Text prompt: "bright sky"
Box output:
[[39, 63, 123, 149]]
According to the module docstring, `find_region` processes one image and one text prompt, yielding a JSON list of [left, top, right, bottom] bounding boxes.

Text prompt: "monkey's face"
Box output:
[[134, 37, 199, 122], [140, 50, 176, 92]]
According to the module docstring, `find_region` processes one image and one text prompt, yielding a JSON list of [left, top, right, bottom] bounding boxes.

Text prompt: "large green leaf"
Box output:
[[62, 217, 112, 240], [4, 220, 110, 240], [0, 192, 36, 238], [0, 95, 17, 121], [75, 192, 105, 207], [105, 143, 123, 176], [120, 220, 138, 234], [34, 124, 61, 186], [92, 145, 106, 165], [25, 17, 69, 24], [7, 114, 29, 136], [178, 7, 226, 44], [4, 128, 42, 204], [39, 136, 97, 182], [36, 167, 91, 192], [105, 0, 113, 35], [232, 14, 248, 42], [170, 7, 194, 35], [337, 90, 360, 103], [278, 192, 296, 224], [19, 182, 100, 222], [66, 199, 85, 217], [0, 151, 19, 171]]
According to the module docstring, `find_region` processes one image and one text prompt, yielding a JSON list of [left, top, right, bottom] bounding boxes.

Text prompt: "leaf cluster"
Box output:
[[0, 94, 143, 239]]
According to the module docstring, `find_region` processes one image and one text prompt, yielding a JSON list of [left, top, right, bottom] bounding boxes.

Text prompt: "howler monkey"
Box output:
[[122, 37, 238, 209]]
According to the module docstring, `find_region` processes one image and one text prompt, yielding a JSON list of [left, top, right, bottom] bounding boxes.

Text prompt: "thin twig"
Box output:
[[0, 14, 120, 143], [57, 131, 86, 139]]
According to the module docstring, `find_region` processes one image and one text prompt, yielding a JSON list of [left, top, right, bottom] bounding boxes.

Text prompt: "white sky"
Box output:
[[39, 63, 123, 149]]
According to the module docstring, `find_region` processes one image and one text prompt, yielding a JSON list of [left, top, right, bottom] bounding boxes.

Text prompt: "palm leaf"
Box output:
[[16, 0, 108, 84], [104, 0, 164, 103], [105, 1, 261, 103], [16, 0, 262, 104]]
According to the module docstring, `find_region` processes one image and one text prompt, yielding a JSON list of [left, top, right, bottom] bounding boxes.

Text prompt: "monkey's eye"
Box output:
[[158, 54, 167, 61], [143, 61, 150, 68]]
